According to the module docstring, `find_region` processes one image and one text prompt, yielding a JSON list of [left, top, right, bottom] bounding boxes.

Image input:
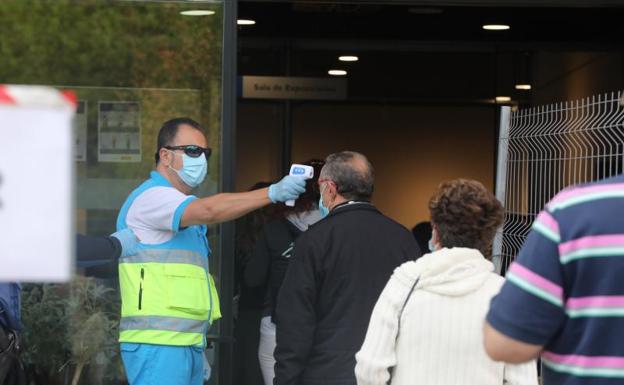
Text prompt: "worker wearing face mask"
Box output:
[[116, 118, 306, 385]]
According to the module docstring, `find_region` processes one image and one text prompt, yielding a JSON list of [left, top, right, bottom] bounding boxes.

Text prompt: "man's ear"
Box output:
[[159, 148, 171, 166], [328, 181, 338, 199]]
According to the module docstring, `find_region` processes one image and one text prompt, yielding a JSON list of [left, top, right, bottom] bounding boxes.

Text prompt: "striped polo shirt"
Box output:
[[487, 174, 624, 384]]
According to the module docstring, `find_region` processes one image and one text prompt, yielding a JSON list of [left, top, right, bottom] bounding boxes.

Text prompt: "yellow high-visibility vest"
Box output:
[[116, 172, 221, 346]]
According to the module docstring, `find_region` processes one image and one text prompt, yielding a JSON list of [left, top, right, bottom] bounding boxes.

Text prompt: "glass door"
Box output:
[[0, 1, 232, 383]]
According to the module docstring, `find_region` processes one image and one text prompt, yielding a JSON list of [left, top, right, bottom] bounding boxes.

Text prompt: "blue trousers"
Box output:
[[121, 343, 205, 385]]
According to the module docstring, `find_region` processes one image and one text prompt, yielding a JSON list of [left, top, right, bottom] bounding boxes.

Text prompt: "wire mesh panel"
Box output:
[[493, 91, 624, 275]]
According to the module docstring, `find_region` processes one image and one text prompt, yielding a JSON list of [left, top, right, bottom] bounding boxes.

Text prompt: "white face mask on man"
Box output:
[[168, 150, 208, 188]]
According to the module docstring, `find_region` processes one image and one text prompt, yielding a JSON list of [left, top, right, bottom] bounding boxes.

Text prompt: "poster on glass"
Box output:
[[74, 100, 87, 162], [98, 101, 141, 162]]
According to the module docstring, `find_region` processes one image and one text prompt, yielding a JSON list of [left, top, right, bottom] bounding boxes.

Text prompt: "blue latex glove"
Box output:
[[268, 175, 307, 203], [111, 228, 140, 258]]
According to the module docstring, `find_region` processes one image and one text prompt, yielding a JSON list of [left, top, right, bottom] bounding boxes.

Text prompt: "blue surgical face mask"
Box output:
[[169, 151, 208, 188], [428, 238, 436, 252], [319, 184, 330, 218]]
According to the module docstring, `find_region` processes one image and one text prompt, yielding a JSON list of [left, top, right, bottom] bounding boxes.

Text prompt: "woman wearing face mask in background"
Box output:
[[244, 160, 325, 385], [355, 179, 538, 385]]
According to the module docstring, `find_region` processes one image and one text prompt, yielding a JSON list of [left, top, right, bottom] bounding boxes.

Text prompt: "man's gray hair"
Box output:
[[320, 151, 374, 201]]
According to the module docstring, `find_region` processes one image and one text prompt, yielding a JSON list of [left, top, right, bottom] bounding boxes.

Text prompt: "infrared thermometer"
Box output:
[[286, 164, 314, 207]]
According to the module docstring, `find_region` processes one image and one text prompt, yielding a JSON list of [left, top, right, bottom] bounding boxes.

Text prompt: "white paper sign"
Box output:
[[0, 86, 74, 282]]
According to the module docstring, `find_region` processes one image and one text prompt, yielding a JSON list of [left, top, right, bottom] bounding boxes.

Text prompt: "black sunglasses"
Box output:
[[165, 145, 212, 159]]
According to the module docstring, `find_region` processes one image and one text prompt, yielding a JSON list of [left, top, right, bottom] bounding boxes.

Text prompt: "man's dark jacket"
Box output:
[[274, 202, 421, 385]]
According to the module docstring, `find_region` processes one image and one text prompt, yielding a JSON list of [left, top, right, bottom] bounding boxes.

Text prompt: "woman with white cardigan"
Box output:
[[355, 179, 538, 385]]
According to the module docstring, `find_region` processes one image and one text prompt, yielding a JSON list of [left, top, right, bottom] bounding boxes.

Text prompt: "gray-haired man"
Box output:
[[274, 151, 421, 385]]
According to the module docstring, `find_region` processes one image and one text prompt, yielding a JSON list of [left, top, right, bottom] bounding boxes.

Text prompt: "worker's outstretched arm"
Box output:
[[181, 175, 305, 226]]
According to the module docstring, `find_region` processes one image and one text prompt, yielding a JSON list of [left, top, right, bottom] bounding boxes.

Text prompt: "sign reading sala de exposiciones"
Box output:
[[242, 76, 347, 100]]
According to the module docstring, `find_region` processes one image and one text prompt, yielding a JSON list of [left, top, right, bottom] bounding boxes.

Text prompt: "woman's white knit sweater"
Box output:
[[355, 247, 538, 385]]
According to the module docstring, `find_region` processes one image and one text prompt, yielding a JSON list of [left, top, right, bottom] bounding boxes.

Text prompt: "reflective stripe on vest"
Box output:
[[120, 315, 209, 334], [120, 249, 209, 270]]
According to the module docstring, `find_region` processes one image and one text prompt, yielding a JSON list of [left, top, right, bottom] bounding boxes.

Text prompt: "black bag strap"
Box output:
[[0, 325, 26, 385], [389, 276, 420, 384], [397, 276, 420, 335], [0, 300, 26, 385]]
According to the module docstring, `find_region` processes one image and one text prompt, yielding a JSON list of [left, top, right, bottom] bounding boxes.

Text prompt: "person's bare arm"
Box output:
[[180, 175, 306, 226], [181, 188, 271, 226], [483, 321, 543, 364]]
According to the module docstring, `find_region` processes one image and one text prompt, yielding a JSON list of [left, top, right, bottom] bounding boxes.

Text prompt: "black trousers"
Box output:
[[233, 308, 264, 385]]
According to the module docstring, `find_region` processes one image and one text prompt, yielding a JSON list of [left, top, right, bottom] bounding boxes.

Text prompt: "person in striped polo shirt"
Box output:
[[484, 174, 624, 384]]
